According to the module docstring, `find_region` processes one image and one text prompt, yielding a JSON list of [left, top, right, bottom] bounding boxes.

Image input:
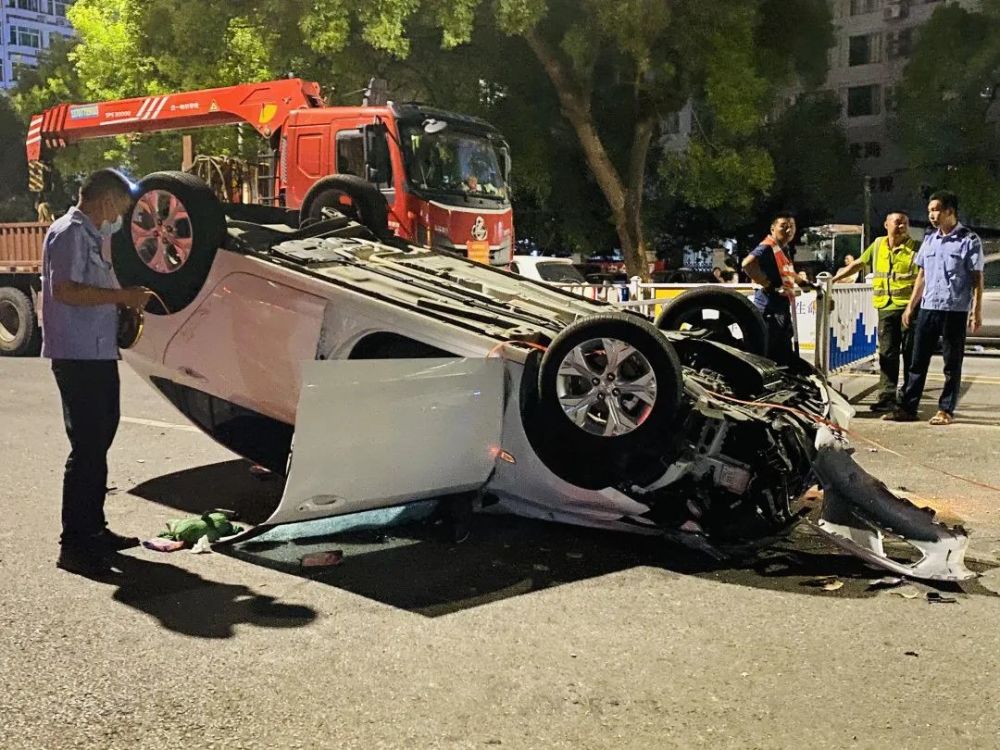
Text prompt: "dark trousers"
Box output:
[[876, 307, 913, 402], [899, 309, 967, 416], [51, 360, 120, 546], [762, 308, 795, 366]]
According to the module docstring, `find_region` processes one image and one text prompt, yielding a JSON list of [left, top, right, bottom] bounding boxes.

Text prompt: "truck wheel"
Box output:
[[528, 313, 683, 489], [300, 175, 391, 241], [0, 287, 40, 357], [654, 287, 768, 356], [112, 171, 227, 315]]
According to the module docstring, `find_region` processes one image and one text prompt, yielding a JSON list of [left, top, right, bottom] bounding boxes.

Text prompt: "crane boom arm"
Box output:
[[26, 79, 324, 163]]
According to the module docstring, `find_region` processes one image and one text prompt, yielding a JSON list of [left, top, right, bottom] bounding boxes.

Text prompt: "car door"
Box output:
[[263, 357, 506, 526]]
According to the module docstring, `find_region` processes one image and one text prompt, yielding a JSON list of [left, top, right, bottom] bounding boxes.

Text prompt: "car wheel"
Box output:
[[300, 175, 391, 241], [111, 171, 227, 315], [0, 286, 40, 356], [529, 313, 683, 489], [655, 287, 768, 356]]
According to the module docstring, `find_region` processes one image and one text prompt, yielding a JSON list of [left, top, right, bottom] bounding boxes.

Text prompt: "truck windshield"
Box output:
[[401, 125, 508, 202]]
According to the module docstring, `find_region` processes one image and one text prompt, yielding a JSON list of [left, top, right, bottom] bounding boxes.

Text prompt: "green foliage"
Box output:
[[661, 142, 775, 213], [761, 92, 857, 226], [0, 96, 32, 221], [5, 0, 847, 256], [894, 2, 1000, 223], [755, 0, 836, 89]]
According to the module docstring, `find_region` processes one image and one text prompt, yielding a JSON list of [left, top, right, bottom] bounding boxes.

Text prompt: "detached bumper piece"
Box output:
[[810, 427, 975, 582]]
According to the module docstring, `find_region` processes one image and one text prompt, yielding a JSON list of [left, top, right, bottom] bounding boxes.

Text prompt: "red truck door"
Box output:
[[284, 122, 332, 209]]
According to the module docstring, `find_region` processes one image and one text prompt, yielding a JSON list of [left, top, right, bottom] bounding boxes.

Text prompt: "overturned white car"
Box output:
[[112, 171, 973, 582]]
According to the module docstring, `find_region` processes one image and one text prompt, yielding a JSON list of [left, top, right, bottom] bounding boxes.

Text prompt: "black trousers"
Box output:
[[899, 309, 967, 416], [51, 360, 120, 546], [762, 308, 796, 366], [876, 307, 913, 402]]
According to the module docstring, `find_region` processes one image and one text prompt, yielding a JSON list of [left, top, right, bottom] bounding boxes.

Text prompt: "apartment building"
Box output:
[[826, 0, 981, 218], [0, 0, 73, 90]]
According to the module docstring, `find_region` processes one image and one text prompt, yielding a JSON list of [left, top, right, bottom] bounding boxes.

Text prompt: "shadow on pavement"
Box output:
[[129, 459, 284, 525], [132, 461, 996, 619], [107, 553, 317, 638]]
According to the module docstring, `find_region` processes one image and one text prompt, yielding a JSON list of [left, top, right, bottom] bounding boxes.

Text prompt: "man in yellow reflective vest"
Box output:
[[832, 211, 919, 411]]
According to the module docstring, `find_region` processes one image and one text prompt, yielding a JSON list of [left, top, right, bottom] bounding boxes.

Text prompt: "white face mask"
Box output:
[[99, 214, 123, 238]]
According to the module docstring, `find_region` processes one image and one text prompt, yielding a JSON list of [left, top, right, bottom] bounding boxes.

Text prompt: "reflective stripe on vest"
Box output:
[[872, 237, 917, 309]]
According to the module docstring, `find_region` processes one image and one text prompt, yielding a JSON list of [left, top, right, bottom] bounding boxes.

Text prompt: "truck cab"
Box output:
[[283, 104, 513, 265]]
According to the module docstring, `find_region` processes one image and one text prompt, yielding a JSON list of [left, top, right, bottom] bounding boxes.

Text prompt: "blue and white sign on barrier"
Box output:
[[827, 283, 877, 371]]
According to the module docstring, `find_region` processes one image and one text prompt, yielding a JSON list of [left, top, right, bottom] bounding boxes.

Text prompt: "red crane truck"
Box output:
[[1, 78, 514, 356], [26, 78, 513, 253]]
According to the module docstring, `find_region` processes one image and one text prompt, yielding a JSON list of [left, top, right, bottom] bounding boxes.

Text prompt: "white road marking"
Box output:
[[121, 416, 200, 433]]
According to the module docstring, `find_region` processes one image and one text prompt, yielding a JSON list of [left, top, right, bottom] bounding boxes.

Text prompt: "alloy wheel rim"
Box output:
[[130, 189, 193, 273], [555, 336, 657, 437]]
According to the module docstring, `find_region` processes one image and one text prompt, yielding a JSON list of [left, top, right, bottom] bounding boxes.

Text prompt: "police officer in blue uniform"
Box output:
[[42, 169, 153, 576], [884, 191, 984, 425]]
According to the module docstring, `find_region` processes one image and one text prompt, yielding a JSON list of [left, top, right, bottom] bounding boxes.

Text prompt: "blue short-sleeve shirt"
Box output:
[[915, 222, 984, 313], [41, 207, 120, 360]]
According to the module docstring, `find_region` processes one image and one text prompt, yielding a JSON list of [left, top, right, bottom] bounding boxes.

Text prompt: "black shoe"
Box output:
[[869, 397, 897, 413], [56, 546, 116, 577], [95, 529, 141, 551], [881, 408, 918, 422]]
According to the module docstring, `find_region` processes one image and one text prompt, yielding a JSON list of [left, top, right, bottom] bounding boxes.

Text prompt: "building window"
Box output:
[[17, 0, 40, 10], [849, 34, 882, 66], [849, 143, 863, 159], [52, 0, 67, 16], [865, 141, 882, 158], [850, 0, 881, 15], [847, 84, 881, 117], [886, 28, 913, 59], [878, 176, 894, 192], [8, 25, 42, 49], [884, 85, 898, 112], [11, 62, 37, 81]]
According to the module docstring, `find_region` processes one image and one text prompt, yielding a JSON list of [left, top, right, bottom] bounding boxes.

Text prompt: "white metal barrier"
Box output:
[[817, 276, 877, 373], [552, 277, 876, 376]]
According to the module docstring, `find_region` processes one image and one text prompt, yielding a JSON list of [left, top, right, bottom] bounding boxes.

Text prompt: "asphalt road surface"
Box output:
[[1, 356, 999, 749]]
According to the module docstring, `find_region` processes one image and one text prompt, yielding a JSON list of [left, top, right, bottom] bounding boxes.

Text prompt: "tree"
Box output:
[[0, 95, 32, 221], [893, 0, 1000, 223], [14, 0, 838, 267], [758, 91, 858, 229], [302, 0, 835, 277]]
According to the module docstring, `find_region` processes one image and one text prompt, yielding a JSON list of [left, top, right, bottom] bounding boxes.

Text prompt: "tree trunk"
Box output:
[[525, 32, 651, 281]]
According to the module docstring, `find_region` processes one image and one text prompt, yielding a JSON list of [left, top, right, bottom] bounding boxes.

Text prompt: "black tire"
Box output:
[[0, 286, 40, 357], [529, 313, 683, 489], [111, 171, 227, 315], [654, 287, 768, 356], [300, 175, 391, 240]]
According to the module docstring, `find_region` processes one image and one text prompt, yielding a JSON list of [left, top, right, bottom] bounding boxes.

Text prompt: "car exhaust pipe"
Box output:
[[810, 426, 975, 582]]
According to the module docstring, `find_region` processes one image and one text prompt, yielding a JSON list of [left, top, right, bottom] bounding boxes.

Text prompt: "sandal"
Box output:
[[929, 411, 954, 425]]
